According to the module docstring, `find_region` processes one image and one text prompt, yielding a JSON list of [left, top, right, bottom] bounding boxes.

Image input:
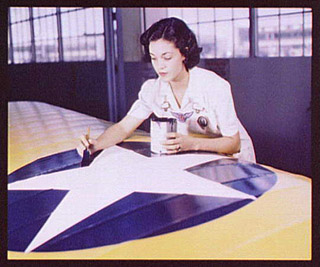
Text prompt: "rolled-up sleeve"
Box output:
[[127, 79, 155, 119]]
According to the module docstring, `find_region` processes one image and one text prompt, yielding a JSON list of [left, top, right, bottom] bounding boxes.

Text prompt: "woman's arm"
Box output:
[[162, 132, 241, 155], [79, 115, 145, 154]]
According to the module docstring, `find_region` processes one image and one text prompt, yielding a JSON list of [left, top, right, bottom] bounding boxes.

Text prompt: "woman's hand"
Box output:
[[77, 135, 99, 156], [161, 131, 240, 155], [161, 132, 196, 154]]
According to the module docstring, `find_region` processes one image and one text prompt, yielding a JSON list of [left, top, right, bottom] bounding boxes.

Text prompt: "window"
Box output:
[[60, 8, 105, 61], [9, 8, 32, 63], [32, 7, 59, 62], [167, 8, 250, 58], [257, 8, 312, 57], [8, 7, 106, 64], [8, 26, 12, 64], [147, 7, 313, 58]]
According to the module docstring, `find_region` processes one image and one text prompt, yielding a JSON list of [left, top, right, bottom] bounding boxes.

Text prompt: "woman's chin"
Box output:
[[159, 76, 170, 82]]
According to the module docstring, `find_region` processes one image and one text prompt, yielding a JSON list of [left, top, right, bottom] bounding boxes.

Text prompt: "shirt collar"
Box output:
[[158, 67, 199, 110]]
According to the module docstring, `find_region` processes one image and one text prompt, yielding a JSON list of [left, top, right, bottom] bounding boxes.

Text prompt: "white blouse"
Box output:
[[127, 67, 256, 162]]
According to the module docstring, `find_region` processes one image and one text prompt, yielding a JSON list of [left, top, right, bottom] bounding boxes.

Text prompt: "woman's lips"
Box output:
[[159, 72, 168, 77]]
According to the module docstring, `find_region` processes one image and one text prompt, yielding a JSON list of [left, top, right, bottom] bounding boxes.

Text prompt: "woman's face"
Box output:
[[149, 39, 187, 83]]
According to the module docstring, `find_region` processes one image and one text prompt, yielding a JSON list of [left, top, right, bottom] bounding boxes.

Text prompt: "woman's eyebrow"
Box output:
[[149, 52, 173, 56]]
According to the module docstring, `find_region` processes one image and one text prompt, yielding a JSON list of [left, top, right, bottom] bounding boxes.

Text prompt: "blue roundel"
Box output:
[[8, 142, 277, 252]]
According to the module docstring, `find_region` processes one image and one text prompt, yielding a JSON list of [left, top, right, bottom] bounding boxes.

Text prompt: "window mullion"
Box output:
[[103, 8, 118, 122], [302, 9, 305, 56], [56, 7, 64, 61], [213, 8, 217, 58], [278, 9, 281, 57], [8, 10, 14, 63], [249, 8, 258, 57], [197, 9, 200, 44], [232, 8, 235, 57], [29, 8, 36, 62]]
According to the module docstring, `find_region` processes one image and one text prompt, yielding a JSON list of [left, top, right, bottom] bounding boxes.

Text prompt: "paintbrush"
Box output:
[[81, 127, 91, 167]]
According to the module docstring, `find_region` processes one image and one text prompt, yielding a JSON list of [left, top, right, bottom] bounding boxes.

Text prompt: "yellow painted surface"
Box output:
[[95, 182, 311, 260], [8, 181, 311, 260], [7, 101, 312, 260]]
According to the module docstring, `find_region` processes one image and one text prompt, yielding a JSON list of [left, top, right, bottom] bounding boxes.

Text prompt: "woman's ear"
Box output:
[[181, 46, 188, 63], [181, 51, 186, 62], [182, 55, 187, 66]]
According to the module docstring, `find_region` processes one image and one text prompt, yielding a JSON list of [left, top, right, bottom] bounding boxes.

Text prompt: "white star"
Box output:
[[8, 146, 256, 253]]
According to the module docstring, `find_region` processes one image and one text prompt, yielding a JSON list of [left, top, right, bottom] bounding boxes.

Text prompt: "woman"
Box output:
[[80, 17, 256, 162]]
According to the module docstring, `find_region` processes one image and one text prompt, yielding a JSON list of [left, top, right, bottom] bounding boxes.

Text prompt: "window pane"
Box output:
[[33, 7, 57, 18], [215, 8, 232, 21], [280, 8, 303, 14], [61, 8, 105, 61], [189, 23, 198, 37], [75, 9, 86, 36], [258, 8, 279, 16], [182, 8, 198, 24], [10, 7, 30, 23], [258, 16, 280, 57], [198, 22, 215, 58], [34, 15, 59, 62], [63, 37, 76, 61], [233, 8, 249, 19], [234, 19, 249, 57], [304, 12, 312, 56], [36, 39, 59, 62], [84, 8, 97, 35], [11, 21, 32, 63], [9, 7, 106, 64], [61, 11, 77, 61], [8, 28, 12, 64], [216, 21, 233, 58], [61, 12, 77, 60], [280, 14, 303, 57], [198, 8, 214, 22], [61, 10, 80, 37], [167, 8, 182, 19], [92, 8, 104, 34], [34, 16, 58, 41]]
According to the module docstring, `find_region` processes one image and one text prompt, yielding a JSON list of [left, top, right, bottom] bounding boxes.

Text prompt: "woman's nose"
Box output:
[[158, 60, 166, 69]]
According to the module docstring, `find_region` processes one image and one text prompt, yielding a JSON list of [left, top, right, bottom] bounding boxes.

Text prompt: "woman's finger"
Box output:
[[163, 143, 180, 152], [162, 138, 178, 146], [166, 132, 179, 139], [80, 135, 90, 148], [88, 139, 97, 146], [177, 143, 181, 152]]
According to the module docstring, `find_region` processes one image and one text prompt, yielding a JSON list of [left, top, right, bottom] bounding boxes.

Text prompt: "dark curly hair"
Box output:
[[140, 17, 202, 69]]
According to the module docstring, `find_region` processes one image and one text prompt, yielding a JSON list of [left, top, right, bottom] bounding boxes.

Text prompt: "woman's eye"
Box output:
[[151, 58, 156, 61], [164, 57, 172, 61]]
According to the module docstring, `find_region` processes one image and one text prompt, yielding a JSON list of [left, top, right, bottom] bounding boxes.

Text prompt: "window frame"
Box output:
[[179, 8, 251, 58], [8, 7, 313, 64], [8, 7, 107, 64], [255, 8, 312, 57], [162, 7, 312, 59]]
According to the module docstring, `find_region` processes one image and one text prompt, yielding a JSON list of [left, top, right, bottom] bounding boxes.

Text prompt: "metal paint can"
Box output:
[[150, 115, 177, 154]]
